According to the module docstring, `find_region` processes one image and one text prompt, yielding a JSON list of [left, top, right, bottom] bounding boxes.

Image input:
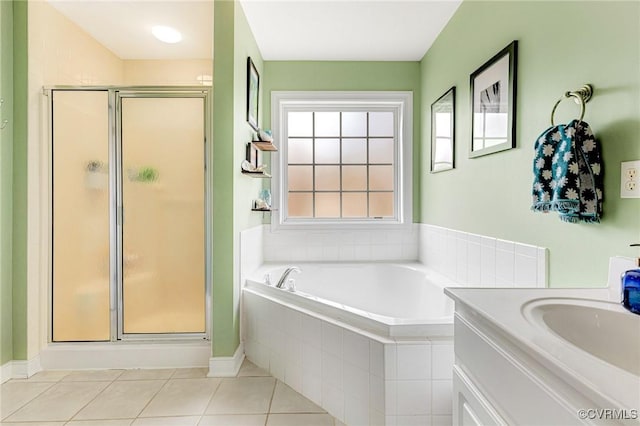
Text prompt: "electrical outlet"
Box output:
[[621, 160, 640, 198]]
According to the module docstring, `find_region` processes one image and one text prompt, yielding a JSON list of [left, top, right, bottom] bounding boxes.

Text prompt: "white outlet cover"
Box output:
[[621, 160, 640, 198]]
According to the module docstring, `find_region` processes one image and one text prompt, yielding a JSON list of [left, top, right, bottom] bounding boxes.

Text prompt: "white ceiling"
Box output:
[[239, 0, 462, 61], [47, 0, 214, 60], [47, 0, 461, 62]]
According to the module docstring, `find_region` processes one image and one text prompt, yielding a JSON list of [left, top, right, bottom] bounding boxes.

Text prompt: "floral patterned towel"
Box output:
[[531, 120, 603, 223]]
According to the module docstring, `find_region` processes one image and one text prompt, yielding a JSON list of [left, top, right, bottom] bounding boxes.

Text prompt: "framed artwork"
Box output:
[[431, 87, 455, 172], [469, 40, 518, 158], [247, 57, 260, 131]]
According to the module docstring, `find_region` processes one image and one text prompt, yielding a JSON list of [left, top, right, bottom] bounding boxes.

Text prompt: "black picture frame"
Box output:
[[431, 87, 456, 173], [246, 57, 260, 131], [469, 40, 518, 158]]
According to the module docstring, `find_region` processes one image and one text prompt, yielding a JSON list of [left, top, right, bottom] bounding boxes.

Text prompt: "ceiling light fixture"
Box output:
[[152, 25, 182, 44]]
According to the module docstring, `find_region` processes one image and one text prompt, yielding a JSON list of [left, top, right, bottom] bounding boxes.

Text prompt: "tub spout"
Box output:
[[275, 266, 301, 288]]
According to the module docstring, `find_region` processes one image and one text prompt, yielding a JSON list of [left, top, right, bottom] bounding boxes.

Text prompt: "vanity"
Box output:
[[445, 287, 640, 425]]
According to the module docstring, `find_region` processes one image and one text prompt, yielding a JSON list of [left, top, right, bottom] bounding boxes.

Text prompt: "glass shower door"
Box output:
[[119, 95, 206, 335], [52, 90, 111, 342]]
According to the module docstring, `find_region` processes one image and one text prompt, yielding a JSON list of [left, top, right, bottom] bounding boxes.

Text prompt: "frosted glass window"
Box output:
[[288, 166, 313, 191], [369, 139, 394, 164], [289, 193, 313, 217], [315, 193, 340, 217], [342, 139, 367, 164], [315, 166, 340, 191], [315, 139, 340, 164], [369, 112, 394, 136], [369, 165, 394, 191], [288, 138, 313, 164], [315, 112, 340, 136], [288, 112, 313, 136], [342, 112, 367, 136], [370, 192, 394, 217], [285, 109, 399, 220], [342, 166, 367, 191], [342, 193, 367, 217]]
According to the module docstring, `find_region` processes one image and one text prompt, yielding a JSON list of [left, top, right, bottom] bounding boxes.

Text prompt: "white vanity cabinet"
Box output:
[[446, 288, 640, 426]]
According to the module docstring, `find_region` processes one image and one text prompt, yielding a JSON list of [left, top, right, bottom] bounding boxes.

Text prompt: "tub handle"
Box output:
[[264, 273, 272, 286], [286, 278, 296, 292]]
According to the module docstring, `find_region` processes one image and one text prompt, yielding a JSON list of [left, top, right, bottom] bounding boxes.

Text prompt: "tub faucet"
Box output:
[[275, 266, 301, 288]]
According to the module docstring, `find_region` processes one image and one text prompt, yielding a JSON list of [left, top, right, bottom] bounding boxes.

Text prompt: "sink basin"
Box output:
[[523, 298, 640, 376]]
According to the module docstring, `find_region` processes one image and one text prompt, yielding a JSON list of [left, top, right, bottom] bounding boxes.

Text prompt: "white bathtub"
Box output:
[[242, 262, 457, 426], [245, 262, 456, 338]]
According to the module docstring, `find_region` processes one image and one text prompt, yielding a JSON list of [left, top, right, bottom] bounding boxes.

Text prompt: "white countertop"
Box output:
[[444, 287, 640, 411]]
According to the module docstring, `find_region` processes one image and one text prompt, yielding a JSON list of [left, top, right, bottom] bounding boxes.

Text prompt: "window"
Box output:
[[272, 92, 412, 228]]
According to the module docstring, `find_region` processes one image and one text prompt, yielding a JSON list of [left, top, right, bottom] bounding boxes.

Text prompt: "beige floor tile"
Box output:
[[21, 371, 71, 382], [266, 413, 334, 426], [139, 378, 221, 418], [73, 380, 165, 420], [199, 414, 267, 426], [67, 420, 134, 426], [132, 416, 200, 425], [237, 360, 269, 378], [0, 381, 54, 419], [62, 370, 124, 382], [205, 377, 275, 415], [270, 381, 324, 414], [171, 368, 209, 379], [0, 422, 65, 426], [3, 381, 109, 422], [118, 369, 175, 381]]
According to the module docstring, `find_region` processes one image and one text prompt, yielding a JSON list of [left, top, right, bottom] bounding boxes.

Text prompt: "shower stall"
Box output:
[[48, 87, 210, 343]]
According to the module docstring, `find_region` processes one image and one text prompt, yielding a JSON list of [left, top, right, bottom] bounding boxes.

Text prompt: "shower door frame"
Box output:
[[46, 86, 212, 343]]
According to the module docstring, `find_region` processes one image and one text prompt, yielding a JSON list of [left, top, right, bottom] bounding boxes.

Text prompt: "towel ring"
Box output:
[[550, 84, 593, 126]]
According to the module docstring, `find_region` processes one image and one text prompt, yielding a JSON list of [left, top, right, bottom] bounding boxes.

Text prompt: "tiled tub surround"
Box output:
[[419, 224, 548, 288], [243, 263, 456, 426]]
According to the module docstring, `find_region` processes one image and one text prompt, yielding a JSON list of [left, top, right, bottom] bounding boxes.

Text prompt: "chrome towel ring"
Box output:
[[550, 84, 593, 126]]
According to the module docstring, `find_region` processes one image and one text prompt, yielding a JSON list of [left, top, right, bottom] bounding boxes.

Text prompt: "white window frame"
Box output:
[[271, 91, 413, 230]]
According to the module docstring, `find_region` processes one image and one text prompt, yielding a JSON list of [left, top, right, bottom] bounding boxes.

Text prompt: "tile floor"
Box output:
[[0, 360, 343, 426]]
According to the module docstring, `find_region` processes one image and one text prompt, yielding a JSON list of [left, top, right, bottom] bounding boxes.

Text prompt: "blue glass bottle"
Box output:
[[622, 244, 640, 315]]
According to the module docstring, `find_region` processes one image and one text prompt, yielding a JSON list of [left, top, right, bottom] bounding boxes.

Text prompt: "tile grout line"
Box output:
[[0, 379, 57, 422], [264, 378, 278, 426], [196, 373, 224, 425], [65, 373, 123, 423], [131, 377, 172, 421]]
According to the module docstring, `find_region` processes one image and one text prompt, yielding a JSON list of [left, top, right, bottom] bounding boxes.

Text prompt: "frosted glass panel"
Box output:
[[288, 138, 313, 164], [315, 166, 340, 191], [369, 165, 394, 191], [342, 112, 367, 136], [52, 90, 110, 342], [288, 112, 313, 137], [315, 193, 340, 217], [369, 112, 394, 137], [369, 139, 394, 164], [315, 112, 340, 136], [342, 166, 367, 191], [342, 193, 367, 217], [315, 139, 340, 164], [121, 97, 205, 334], [288, 166, 313, 190], [289, 193, 313, 217], [370, 193, 394, 217], [342, 139, 367, 163]]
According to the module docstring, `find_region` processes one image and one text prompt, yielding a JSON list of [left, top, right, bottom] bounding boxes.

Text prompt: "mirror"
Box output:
[[431, 87, 455, 173]]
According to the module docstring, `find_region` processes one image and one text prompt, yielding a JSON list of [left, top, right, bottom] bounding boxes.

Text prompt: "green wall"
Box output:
[[212, 0, 263, 357], [420, 1, 640, 287], [0, 0, 14, 365], [12, 0, 27, 361], [263, 61, 422, 221]]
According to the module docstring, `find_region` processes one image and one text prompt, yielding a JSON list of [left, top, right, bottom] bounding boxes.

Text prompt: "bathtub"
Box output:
[[242, 262, 457, 426], [244, 262, 456, 338]]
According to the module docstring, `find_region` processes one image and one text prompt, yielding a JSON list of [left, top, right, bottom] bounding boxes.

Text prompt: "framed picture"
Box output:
[[431, 87, 455, 173], [246, 57, 260, 131], [469, 40, 517, 158]]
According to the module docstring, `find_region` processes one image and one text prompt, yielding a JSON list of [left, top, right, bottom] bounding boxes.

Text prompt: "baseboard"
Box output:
[[1, 355, 43, 383], [208, 342, 244, 377], [39, 341, 211, 370]]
